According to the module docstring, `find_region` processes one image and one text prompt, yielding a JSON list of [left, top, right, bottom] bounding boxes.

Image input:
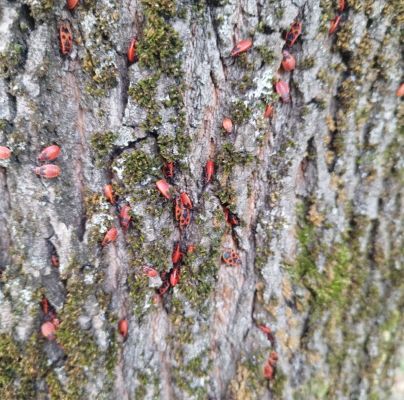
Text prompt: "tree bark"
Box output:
[[0, 0, 402, 399]]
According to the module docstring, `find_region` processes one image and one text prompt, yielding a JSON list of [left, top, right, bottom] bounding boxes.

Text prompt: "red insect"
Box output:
[[0, 146, 11, 160], [66, 0, 79, 11], [172, 242, 183, 265], [41, 321, 56, 340], [397, 83, 404, 97], [224, 208, 239, 226], [170, 266, 181, 287], [51, 254, 59, 267], [143, 266, 159, 278], [187, 244, 196, 254], [281, 50, 296, 72], [338, 0, 345, 12], [263, 351, 279, 380], [104, 184, 115, 204], [158, 279, 171, 296], [40, 296, 50, 315], [59, 20, 73, 56], [179, 207, 191, 230], [285, 20, 302, 48], [163, 161, 174, 179], [231, 39, 253, 57], [118, 318, 128, 339], [156, 179, 172, 199], [127, 37, 138, 64], [180, 192, 193, 209], [222, 117, 233, 133], [34, 164, 61, 179], [38, 145, 61, 162], [119, 204, 131, 231], [102, 227, 118, 246], [264, 104, 274, 119], [222, 249, 242, 266], [258, 324, 275, 346], [205, 160, 215, 183], [174, 198, 182, 221], [275, 80, 291, 103], [329, 15, 342, 35]]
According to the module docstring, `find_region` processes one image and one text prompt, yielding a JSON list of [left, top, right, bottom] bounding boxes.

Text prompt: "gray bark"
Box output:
[[0, 0, 403, 399]]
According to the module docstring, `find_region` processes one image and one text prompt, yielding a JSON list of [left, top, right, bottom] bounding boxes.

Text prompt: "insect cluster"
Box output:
[[1, 1, 401, 382]]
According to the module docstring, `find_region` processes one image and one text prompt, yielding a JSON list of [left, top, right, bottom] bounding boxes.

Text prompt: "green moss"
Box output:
[[56, 268, 115, 399], [29, 0, 54, 21], [216, 185, 237, 209], [0, 333, 49, 399], [128, 75, 160, 108], [217, 143, 254, 175], [129, 275, 149, 319], [137, 0, 182, 75], [235, 74, 256, 93], [128, 74, 163, 131], [292, 202, 353, 309], [300, 56, 315, 70], [0, 43, 24, 79], [90, 131, 117, 164], [231, 100, 252, 125], [228, 352, 269, 399], [256, 46, 275, 65], [116, 150, 158, 188], [338, 78, 358, 112], [335, 21, 354, 54]]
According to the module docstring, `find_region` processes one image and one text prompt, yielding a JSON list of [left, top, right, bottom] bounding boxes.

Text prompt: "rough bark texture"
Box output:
[[0, 0, 403, 399]]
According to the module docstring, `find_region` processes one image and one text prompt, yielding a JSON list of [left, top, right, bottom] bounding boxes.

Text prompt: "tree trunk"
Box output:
[[0, 0, 402, 399]]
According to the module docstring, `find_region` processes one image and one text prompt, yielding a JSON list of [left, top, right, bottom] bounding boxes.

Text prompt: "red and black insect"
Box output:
[[169, 266, 181, 287], [222, 249, 242, 266], [285, 20, 302, 48], [0, 146, 11, 160], [172, 242, 184, 265], [275, 80, 291, 103], [157, 272, 171, 296], [231, 39, 253, 57], [59, 20, 73, 56], [180, 192, 193, 209], [119, 204, 131, 232], [66, 0, 79, 11], [156, 179, 172, 199], [224, 207, 239, 226], [263, 351, 279, 380], [258, 324, 276, 346], [263, 104, 274, 119], [51, 254, 59, 267], [118, 318, 128, 339], [143, 266, 159, 278], [40, 295, 57, 322], [205, 160, 215, 183], [38, 145, 61, 162], [329, 15, 342, 35], [102, 227, 118, 246], [174, 197, 191, 230], [127, 37, 138, 64], [34, 164, 61, 179], [179, 207, 191, 230], [104, 184, 115, 204], [163, 161, 174, 179], [281, 50, 296, 72]]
